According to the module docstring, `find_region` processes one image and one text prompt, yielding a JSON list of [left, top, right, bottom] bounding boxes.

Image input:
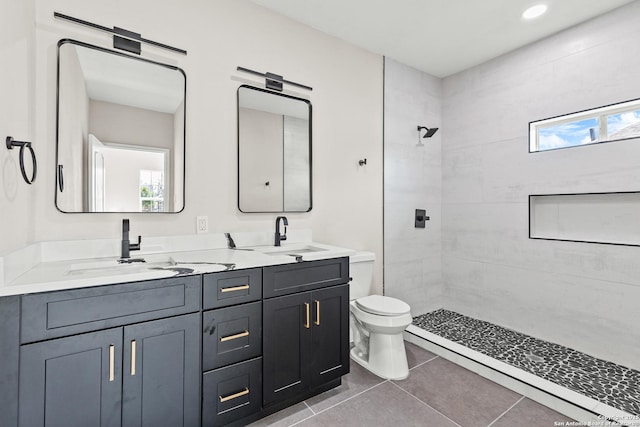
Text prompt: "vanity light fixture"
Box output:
[[237, 66, 312, 92], [522, 4, 548, 20], [53, 12, 187, 55]]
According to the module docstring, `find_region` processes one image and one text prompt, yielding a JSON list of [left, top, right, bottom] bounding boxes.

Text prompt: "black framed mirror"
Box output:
[[55, 39, 186, 213], [237, 85, 312, 213]]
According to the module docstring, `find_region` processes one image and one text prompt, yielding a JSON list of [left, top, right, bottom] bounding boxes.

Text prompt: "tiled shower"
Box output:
[[383, 2, 640, 422]]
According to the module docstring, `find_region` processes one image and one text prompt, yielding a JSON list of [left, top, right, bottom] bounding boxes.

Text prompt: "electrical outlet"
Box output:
[[196, 216, 208, 234]]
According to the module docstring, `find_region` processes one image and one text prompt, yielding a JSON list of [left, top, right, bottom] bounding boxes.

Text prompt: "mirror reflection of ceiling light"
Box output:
[[522, 4, 548, 20]]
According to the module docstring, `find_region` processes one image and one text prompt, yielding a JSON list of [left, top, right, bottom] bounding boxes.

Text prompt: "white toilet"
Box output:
[[349, 251, 412, 380]]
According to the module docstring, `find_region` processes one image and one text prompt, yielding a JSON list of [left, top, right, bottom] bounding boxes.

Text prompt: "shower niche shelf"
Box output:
[[529, 191, 640, 246]]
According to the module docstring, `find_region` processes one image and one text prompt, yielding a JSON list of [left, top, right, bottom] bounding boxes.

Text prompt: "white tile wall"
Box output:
[[383, 58, 443, 315], [442, 1, 640, 370]]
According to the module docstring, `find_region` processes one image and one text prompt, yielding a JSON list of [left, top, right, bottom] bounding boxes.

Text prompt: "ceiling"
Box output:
[[74, 43, 184, 114], [251, 0, 637, 78]]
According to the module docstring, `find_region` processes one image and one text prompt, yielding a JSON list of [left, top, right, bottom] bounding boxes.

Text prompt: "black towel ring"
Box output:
[[6, 136, 37, 184]]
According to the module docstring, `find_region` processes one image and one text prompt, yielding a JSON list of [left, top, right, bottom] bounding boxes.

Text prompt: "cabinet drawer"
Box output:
[[263, 257, 349, 298], [202, 357, 262, 427], [203, 301, 262, 371], [21, 275, 201, 344], [203, 268, 262, 309]]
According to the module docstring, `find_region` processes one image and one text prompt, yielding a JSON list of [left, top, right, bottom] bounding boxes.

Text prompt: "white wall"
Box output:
[[98, 146, 165, 212], [89, 100, 174, 150], [238, 109, 311, 212], [88, 100, 175, 211], [384, 58, 443, 314], [0, 0, 35, 254], [441, 1, 640, 370], [238, 107, 284, 211], [283, 116, 310, 211], [57, 44, 88, 212], [4, 0, 383, 288]]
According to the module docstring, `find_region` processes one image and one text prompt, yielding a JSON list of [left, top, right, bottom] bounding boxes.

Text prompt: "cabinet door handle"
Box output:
[[304, 302, 310, 329], [314, 300, 320, 326], [220, 284, 249, 293], [130, 340, 136, 376], [219, 387, 249, 403], [220, 330, 249, 342], [109, 344, 115, 382]]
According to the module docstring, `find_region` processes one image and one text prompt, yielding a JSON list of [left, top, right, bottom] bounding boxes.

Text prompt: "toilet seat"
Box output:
[[355, 295, 410, 316]]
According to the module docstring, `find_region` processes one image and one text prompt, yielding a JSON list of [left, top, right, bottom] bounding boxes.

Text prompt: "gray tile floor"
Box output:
[[248, 342, 576, 427]]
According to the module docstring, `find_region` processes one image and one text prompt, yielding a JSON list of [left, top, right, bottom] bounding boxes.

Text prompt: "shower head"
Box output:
[[417, 126, 439, 138]]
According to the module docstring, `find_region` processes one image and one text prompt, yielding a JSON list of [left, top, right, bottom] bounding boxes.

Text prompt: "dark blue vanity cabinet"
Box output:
[[262, 258, 351, 410], [203, 258, 350, 425], [17, 276, 202, 427], [2, 257, 351, 427]]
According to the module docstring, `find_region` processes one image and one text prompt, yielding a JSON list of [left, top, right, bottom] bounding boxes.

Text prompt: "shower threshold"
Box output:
[[407, 309, 640, 426]]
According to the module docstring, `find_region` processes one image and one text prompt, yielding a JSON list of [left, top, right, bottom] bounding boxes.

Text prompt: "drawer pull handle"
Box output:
[[219, 388, 249, 403], [109, 344, 115, 382], [314, 300, 320, 326], [220, 284, 250, 293], [304, 302, 310, 329], [220, 330, 249, 342], [131, 340, 136, 376]]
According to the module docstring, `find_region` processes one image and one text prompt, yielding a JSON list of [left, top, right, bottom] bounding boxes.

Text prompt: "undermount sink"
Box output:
[[66, 255, 231, 276], [67, 256, 176, 275], [247, 242, 355, 261], [256, 245, 327, 255]]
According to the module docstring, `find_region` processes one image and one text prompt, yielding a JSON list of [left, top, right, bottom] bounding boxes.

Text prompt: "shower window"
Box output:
[[530, 98, 640, 152]]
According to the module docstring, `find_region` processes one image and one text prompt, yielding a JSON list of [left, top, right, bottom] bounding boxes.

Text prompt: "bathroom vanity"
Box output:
[[0, 239, 352, 427]]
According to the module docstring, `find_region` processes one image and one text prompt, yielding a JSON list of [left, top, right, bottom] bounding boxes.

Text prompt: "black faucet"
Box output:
[[224, 232, 236, 249], [120, 219, 142, 260], [275, 216, 288, 247]]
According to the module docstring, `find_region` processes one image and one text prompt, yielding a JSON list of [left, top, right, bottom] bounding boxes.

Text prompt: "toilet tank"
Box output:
[[349, 251, 376, 301]]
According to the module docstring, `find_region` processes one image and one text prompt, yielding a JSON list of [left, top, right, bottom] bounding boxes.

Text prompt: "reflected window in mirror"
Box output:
[[237, 85, 312, 213], [55, 39, 186, 213]]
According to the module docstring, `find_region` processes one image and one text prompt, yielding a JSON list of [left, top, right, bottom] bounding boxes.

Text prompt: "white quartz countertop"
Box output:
[[1, 248, 297, 297], [0, 232, 356, 297]]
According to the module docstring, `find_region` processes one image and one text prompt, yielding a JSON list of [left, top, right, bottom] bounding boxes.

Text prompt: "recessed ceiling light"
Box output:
[[522, 4, 548, 20]]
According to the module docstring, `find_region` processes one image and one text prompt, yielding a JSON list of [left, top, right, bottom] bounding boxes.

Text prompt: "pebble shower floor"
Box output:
[[412, 309, 640, 416]]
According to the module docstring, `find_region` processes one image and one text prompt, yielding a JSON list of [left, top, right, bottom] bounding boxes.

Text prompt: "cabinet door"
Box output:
[[263, 292, 312, 405], [19, 328, 123, 427], [122, 313, 200, 427], [310, 284, 350, 386]]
